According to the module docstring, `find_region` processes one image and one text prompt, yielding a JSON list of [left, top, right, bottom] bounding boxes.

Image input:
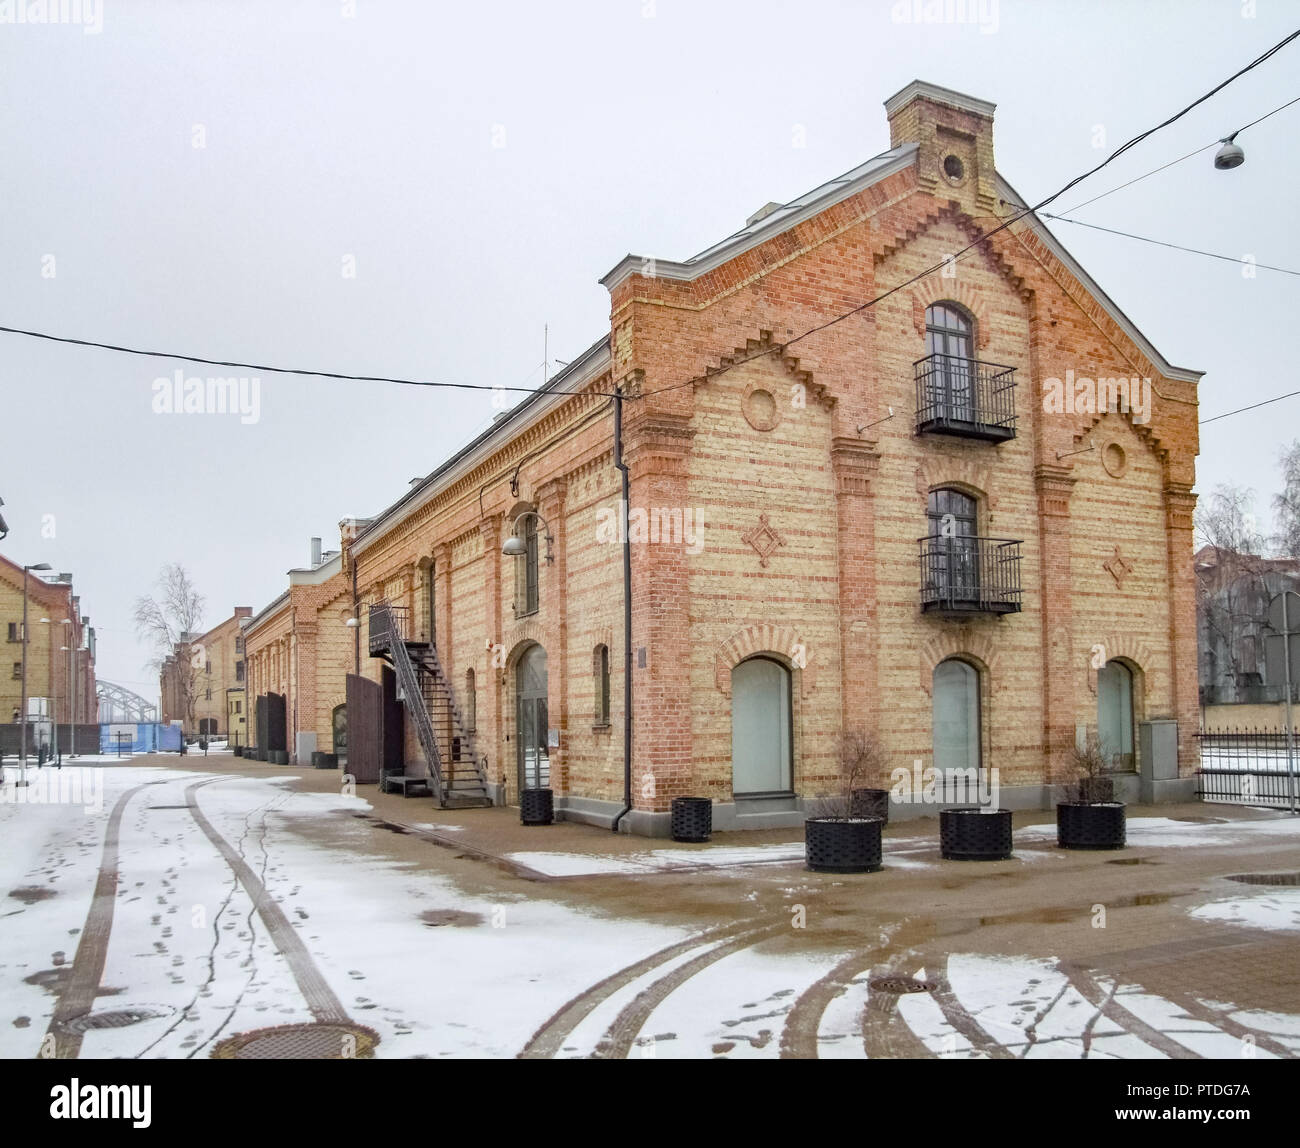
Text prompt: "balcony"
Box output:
[[919, 535, 1023, 616], [914, 353, 1017, 442], [368, 602, 411, 658]]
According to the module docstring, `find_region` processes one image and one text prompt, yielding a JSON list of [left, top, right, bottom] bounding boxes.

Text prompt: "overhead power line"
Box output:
[[1201, 388, 1300, 425], [1039, 213, 1300, 277], [0, 29, 1296, 410]]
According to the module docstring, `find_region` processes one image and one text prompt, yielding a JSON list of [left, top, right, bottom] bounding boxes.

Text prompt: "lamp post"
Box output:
[[18, 562, 52, 787]]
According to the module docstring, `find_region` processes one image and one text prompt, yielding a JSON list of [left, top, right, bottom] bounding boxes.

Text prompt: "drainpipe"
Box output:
[[611, 385, 633, 832]]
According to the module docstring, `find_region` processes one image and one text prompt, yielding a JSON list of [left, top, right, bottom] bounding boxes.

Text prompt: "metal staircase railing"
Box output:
[[370, 601, 446, 804], [367, 600, 490, 808]]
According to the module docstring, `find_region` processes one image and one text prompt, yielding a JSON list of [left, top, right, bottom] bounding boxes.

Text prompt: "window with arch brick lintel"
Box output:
[[914, 298, 1016, 442]]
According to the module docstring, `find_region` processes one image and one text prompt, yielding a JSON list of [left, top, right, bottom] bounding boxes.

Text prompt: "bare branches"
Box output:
[[1273, 440, 1300, 559], [812, 729, 887, 819], [135, 563, 206, 732]]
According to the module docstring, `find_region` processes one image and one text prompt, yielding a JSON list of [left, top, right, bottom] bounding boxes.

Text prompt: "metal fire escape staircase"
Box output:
[[368, 601, 492, 809]]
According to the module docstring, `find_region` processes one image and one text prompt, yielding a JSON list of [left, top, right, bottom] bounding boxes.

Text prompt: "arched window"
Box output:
[[924, 302, 974, 422], [933, 658, 981, 774], [924, 488, 979, 604], [464, 668, 476, 732], [594, 644, 610, 726], [513, 514, 540, 617], [1097, 660, 1135, 770]]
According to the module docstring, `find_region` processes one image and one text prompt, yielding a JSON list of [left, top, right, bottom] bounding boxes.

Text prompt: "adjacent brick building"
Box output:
[[0, 553, 97, 742], [159, 606, 252, 739], [246, 81, 1203, 833]]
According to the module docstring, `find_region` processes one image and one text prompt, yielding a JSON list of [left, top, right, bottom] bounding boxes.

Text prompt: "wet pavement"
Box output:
[[2, 753, 1298, 1058]]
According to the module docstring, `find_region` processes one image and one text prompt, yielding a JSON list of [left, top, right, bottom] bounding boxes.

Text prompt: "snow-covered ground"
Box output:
[[2, 765, 1298, 1059]]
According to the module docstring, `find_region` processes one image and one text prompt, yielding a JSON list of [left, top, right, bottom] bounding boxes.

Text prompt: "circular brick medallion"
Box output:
[[742, 387, 779, 432]]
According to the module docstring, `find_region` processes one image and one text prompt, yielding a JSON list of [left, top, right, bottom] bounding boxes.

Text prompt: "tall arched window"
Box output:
[[933, 658, 981, 774], [513, 515, 540, 617], [1097, 660, 1135, 770], [925, 488, 979, 604], [924, 302, 974, 422], [731, 656, 793, 795], [594, 644, 610, 726], [464, 668, 476, 732]]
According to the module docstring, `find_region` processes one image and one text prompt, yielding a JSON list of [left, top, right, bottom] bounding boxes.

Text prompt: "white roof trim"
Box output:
[[352, 336, 612, 555], [288, 552, 343, 587], [996, 174, 1203, 382], [244, 590, 289, 637], [599, 144, 918, 291], [884, 80, 996, 120]]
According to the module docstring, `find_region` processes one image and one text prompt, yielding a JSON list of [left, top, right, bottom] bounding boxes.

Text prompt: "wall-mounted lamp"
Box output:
[[502, 510, 555, 564]]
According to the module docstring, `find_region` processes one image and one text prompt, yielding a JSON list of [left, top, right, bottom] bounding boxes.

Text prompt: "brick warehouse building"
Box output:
[[245, 81, 1202, 834]]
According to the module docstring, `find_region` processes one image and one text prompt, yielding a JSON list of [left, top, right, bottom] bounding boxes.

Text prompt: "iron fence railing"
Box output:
[[368, 602, 410, 657], [1196, 727, 1299, 811], [919, 535, 1023, 614], [914, 352, 1017, 439]]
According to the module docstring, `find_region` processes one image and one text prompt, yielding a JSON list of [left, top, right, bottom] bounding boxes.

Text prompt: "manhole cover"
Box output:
[[61, 1005, 175, 1033], [869, 976, 936, 995], [1226, 872, 1300, 887], [211, 1022, 379, 1059]]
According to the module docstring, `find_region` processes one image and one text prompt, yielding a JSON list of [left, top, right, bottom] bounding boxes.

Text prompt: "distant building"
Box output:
[[0, 553, 97, 737], [1196, 544, 1300, 709], [159, 607, 251, 738]]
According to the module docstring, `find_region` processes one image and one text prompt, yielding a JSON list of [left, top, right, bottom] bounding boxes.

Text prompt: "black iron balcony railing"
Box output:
[[919, 535, 1023, 615], [368, 602, 410, 657], [914, 353, 1017, 441]]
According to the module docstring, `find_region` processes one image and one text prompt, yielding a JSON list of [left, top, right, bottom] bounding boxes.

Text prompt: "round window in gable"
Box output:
[[1102, 441, 1128, 478], [742, 387, 779, 432], [942, 154, 965, 184]]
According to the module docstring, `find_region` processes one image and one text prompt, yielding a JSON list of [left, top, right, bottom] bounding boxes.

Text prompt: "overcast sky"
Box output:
[[2, 0, 1297, 701]]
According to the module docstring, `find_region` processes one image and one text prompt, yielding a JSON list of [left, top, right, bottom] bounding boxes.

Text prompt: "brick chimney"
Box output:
[[884, 80, 999, 217], [234, 606, 252, 619]]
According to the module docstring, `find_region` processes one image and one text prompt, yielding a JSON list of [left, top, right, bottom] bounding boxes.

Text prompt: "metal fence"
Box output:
[[1196, 727, 1299, 811]]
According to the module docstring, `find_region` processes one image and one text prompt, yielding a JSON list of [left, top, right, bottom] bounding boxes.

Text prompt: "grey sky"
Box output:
[[2, 0, 1297, 700]]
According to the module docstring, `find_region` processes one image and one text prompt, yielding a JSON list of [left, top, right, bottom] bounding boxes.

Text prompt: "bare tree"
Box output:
[[812, 729, 887, 819], [1272, 440, 1300, 559], [135, 563, 205, 735], [1195, 485, 1270, 702]]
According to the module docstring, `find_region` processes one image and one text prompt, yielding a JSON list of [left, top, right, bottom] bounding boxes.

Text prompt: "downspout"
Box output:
[[351, 545, 361, 675], [611, 384, 633, 832]]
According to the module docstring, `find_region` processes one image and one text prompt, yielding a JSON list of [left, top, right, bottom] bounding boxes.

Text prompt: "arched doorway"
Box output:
[[515, 643, 549, 792], [731, 656, 792, 795], [332, 703, 348, 763], [1097, 660, 1135, 769]]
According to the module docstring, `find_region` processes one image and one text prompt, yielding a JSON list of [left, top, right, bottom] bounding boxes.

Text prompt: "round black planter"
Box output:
[[520, 787, 554, 826], [940, 807, 1013, 861], [671, 797, 712, 842], [316, 752, 338, 770], [849, 787, 890, 825], [269, 750, 289, 765], [1057, 802, 1126, 850], [245, 747, 257, 760], [232, 745, 243, 757], [805, 817, 883, 873]]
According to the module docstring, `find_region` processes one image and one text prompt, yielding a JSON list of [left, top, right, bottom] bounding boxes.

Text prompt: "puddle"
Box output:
[[1106, 857, 1160, 866], [8, 887, 57, 904], [1226, 872, 1300, 887], [419, 909, 485, 928]]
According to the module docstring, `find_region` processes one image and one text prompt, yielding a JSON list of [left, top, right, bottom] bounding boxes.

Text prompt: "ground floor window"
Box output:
[[730, 656, 792, 795], [933, 658, 980, 773], [1097, 660, 1135, 770]]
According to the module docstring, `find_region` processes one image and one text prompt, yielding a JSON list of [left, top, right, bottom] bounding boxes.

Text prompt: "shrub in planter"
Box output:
[[940, 806, 1013, 861], [849, 787, 890, 825], [804, 729, 888, 874], [1056, 732, 1126, 850], [520, 787, 554, 826], [671, 796, 712, 842]]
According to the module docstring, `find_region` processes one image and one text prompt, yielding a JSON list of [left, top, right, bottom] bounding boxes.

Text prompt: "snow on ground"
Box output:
[[1016, 815, 1300, 849], [4, 766, 1300, 1058], [1189, 887, 1300, 934]]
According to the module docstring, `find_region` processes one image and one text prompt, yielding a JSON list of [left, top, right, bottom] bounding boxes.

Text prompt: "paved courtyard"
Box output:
[[2, 753, 1298, 1059]]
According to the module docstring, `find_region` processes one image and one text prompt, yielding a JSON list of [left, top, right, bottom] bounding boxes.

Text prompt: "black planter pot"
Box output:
[[246, 747, 257, 760], [671, 797, 712, 842], [269, 750, 289, 765], [312, 752, 337, 770], [232, 745, 243, 757], [1057, 802, 1126, 850], [940, 806, 1013, 861], [805, 817, 883, 873], [849, 787, 891, 825], [520, 787, 554, 826]]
